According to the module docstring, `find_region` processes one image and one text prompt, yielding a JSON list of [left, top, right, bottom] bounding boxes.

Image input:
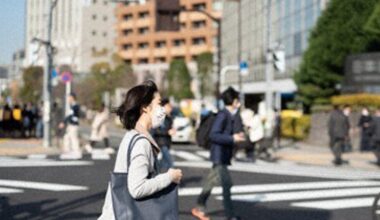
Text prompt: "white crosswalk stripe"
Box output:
[[292, 197, 375, 210]]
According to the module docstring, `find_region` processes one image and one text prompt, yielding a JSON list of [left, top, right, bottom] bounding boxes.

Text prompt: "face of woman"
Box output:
[[146, 92, 166, 128]]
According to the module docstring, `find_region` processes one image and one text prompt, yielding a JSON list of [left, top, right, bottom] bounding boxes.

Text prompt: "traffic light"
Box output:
[[155, 0, 181, 31], [273, 50, 286, 73]]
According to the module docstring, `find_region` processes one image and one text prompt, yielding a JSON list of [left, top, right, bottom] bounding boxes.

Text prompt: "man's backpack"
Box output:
[[196, 113, 217, 149]]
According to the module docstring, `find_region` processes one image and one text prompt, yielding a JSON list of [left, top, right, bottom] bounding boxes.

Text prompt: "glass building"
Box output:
[[221, 0, 330, 109]]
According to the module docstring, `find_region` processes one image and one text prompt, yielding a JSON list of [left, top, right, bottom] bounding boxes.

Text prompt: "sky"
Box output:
[[0, 0, 25, 65]]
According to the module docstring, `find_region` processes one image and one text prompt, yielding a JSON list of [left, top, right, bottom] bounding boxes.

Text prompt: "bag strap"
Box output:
[[126, 134, 151, 173]]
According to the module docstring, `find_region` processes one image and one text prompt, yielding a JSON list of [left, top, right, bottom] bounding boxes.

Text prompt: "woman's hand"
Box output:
[[167, 168, 183, 184]]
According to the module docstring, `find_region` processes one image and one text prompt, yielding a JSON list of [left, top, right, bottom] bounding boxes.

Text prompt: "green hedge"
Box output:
[[281, 115, 311, 140]]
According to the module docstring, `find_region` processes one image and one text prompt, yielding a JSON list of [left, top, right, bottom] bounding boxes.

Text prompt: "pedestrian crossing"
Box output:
[[0, 179, 88, 194], [179, 180, 380, 210]]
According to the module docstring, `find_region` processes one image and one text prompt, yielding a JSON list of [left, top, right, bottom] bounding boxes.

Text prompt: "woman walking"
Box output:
[[98, 81, 182, 220]]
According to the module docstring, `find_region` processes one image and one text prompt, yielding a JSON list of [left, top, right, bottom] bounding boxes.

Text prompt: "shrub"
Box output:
[[331, 93, 380, 107], [281, 113, 311, 140]]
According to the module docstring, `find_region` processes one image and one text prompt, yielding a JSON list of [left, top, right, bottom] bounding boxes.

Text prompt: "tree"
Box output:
[[167, 59, 194, 101], [294, 0, 380, 110], [76, 61, 136, 108], [196, 52, 214, 99], [20, 66, 43, 103], [365, 2, 380, 35]]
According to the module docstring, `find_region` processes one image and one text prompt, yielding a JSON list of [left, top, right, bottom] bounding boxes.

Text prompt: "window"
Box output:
[[138, 27, 149, 35], [139, 11, 149, 19], [103, 32, 107, 37], [138, 42, 149, 49], [103, 1, 108, 5], [92, 14, 97, 20], [173, 39, 185, 47], [193, 3, 206, 11], [123, 14, 133, 21], [138, 58, 149, 64], [155, 41, 166, 48], [174, 56, 185, 60], [155, 57, 166, 63], [123, 44, 132, 50], [93, 0, 97, 4], [92, 30, 97, 36], [180, 23, 186, 29], [103, 16, 108, 21], [124, 59, 132, 64], [294, 11, 302, 32], [123, 29, 133, 36], [192, 37, 206, 45], [305, 6, 314, 29], [293, 32, 302, 55], [192, 20, 206, 29]]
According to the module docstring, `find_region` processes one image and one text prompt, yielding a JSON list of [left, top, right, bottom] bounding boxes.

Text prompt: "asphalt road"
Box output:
[[0, 140, 379, 220]]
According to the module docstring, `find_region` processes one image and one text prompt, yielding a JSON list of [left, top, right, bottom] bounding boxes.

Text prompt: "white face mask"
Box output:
[[151, 106, 166, 128], [362, 110, 369, 116]]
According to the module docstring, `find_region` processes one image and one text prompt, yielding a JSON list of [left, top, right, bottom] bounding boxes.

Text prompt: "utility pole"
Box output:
[[43, 0, 58, 148], [237, 0, 243, 107], [264, 0, 273, 113]]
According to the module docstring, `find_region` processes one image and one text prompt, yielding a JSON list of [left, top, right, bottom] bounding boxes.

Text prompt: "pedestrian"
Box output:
[[59, 93, 82, 160], [12, 104, 23, 138], [328, 105, 350, 165], [52, 101, 65, 148], [273, 108, 282, 149], [192, 87, 245, 220], [239, 108, 265, 162], [98, 80, 182, 220], [35, 102, 44, 138], [84, 103, 114, 154], [370, 108, 380, 167], [358, 107, 372, 152], [2, 103, 12, 137], [151, 98, 176, 171]]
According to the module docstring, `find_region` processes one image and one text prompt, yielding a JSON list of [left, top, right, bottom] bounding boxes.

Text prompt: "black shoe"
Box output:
[[227, 217, 241, 220], [333, 159, 342, 166]]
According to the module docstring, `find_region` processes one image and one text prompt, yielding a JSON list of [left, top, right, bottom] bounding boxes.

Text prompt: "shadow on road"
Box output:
[[0, 191, 106, 220]]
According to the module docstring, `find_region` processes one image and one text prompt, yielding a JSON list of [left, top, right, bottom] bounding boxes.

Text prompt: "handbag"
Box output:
[[110, 134, 179, 220]]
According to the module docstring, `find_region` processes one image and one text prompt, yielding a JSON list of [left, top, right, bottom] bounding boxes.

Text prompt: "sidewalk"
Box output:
[[0, 138, 59, 156], [274, 141, 379, 171]]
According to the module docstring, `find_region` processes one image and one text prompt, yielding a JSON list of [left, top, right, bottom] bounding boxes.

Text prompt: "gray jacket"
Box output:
[[328, 109, 350, 139], [98, 130, 172, 220]]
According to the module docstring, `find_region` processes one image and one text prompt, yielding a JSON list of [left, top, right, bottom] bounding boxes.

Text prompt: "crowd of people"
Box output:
[[0, 102, 45, 138], [328, 105, 380, 166]]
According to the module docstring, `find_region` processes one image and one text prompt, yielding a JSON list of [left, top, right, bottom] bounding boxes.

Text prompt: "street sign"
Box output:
[[61, 71, 72, 83], [240, 61, 249, 76]]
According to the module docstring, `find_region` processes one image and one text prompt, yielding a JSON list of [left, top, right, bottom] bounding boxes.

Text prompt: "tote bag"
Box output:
[[110, 134, 179, 220]]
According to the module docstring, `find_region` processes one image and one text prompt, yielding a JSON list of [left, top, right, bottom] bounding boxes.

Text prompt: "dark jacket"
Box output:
[[328, 109, 350, 139], [358, 115, 372, 134], [151, 116, 173, 148], [64, 103, 80, 126], [371, 116, 380, 142], [209, 109, 235, 165], [233, 109, 244, 134]]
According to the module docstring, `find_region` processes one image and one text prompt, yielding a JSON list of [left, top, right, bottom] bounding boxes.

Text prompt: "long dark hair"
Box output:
[[115, 80, 158, 130]]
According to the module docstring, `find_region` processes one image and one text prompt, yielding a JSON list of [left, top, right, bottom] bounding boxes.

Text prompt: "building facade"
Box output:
[[24, 0, 116, 74], [115, 0, 221, 90], [221, 0, 330, 109]]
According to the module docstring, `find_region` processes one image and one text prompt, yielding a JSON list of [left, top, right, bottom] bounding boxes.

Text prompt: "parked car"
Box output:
[[171, 108, 194, 143]]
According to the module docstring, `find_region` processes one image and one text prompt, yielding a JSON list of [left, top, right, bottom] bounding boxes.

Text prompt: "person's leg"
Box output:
[[70, 125, 80, 153], [219, 165, 235, 218], [374, 141, 380, 165], [62, 129, 71, 153], [196, 166, 219, 208], [103, 138, 110, 148], [331, 138, 343, 164], [160, 146, 173, 170], [245, 142, 256, 162]]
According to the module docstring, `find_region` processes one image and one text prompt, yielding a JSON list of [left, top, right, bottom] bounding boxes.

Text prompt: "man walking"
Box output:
[[60, 93, 82, 160], [151, 98, 175, 171], [370, 108, 380, 166], [192, 87, 245, 220], [328, 105, 350, 165]]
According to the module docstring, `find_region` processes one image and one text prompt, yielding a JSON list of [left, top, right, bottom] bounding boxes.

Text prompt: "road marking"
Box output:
[[27, 154, 48, 159], [174, 161, 380, 180], [216, 187, 380, 203], [196, 151, 210, 158], [0, 179, 88, 191], [291, 197, 375, 210], [170, 150, 204, 161], [0, 187, 23, 194], [0, 159, 93, 167], [91, 149, 111, 160], [179, 181, 380, 196]]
